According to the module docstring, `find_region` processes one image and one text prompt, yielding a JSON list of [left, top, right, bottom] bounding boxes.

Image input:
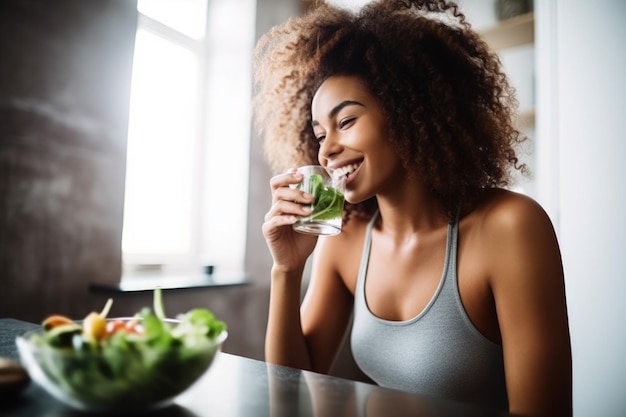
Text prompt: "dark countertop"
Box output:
[[0, 318, 39, 361], [0, 318, 516, 417]]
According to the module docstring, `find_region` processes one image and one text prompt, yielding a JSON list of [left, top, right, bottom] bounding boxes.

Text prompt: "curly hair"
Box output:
[[253, 0, 529, 221]]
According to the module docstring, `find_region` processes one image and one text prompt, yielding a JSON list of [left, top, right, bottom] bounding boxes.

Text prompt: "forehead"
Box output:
[[311, 75, 373, 117]]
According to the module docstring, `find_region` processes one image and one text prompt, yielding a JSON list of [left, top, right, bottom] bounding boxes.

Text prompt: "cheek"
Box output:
[[358, 120, 391, 150], [367, 137, 399, 167], [367, 144, 405, 187]]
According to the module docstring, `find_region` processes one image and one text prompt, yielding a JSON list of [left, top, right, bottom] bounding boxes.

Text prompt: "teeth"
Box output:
[[332, 163, 360, 180]]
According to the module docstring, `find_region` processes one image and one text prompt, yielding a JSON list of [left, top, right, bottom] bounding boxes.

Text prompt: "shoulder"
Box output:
[[468, 188, 556, 240], [465, 188, 563, 287]]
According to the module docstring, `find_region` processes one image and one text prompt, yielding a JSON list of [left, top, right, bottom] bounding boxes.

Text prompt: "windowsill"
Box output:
[[90, 271, 250, 293]]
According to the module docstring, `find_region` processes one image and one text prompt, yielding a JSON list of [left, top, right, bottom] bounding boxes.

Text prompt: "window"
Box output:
[[122, 0, 255, 283]]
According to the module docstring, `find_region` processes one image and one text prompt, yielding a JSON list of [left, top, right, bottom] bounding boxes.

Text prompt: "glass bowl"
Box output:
[[16, 317, 227, 412]]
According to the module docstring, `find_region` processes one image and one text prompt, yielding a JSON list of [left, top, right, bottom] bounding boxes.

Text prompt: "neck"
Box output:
[[374, 180, 449, 240]]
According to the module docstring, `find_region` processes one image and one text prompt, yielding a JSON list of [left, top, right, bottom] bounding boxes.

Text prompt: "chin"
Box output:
[[344, 191, 368, 206]]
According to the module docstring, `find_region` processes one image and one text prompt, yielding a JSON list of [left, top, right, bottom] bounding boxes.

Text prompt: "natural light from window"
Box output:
[[123, 29, 198, 256], [137, 0, 208, 39], [122, 0, 255, 281]]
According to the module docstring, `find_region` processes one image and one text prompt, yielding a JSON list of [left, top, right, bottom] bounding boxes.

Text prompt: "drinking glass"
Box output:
[[292, 165, 346, 236]]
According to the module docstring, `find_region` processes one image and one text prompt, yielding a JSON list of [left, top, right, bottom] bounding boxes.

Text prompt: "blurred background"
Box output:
[[0, 0, 624, 415]]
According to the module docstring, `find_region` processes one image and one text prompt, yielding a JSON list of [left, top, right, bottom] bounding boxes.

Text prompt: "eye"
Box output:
[[314, 133, 326, 144], [339, 117, 356, 129]]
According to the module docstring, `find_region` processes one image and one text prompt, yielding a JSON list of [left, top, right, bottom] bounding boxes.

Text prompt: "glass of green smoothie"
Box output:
[[293, 165, 346, 236]]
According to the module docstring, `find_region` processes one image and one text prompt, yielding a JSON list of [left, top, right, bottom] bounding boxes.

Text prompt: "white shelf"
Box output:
[[480, 12, 534, 51]]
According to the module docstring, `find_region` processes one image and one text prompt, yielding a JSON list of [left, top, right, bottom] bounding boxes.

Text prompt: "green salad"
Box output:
[[25, 288, 227, 409], [302, 173, 345, 220]]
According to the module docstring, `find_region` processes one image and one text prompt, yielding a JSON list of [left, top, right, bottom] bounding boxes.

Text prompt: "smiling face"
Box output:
[[311, 75, 406, 204]]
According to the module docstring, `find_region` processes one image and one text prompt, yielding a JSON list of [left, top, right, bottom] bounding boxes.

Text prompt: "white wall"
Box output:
[[550, 1, 626, 416]]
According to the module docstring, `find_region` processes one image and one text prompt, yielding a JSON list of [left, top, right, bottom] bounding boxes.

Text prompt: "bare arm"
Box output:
[[265, 264, 311, 369], [300, 236, 354, 373], [265, 237, 354, 373], [487, 195, 572, 416], [263, 169, 353, 372]]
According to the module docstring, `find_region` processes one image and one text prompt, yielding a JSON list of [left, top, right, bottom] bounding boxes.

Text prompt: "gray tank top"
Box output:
[[351, 211, 508, 410]]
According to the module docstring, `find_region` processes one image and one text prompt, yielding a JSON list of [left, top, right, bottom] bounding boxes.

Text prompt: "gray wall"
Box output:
[[0, 0, 135, 320]]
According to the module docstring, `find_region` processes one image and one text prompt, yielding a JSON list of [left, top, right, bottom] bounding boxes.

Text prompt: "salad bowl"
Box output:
[[16, 291, 227, 412]]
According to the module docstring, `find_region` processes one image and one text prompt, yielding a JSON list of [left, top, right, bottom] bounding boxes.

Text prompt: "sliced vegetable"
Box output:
[[82, 298, 113, 341], [42, 315, 73, 331], [153, 287, 166, 320], [44, 323, 82, 348]]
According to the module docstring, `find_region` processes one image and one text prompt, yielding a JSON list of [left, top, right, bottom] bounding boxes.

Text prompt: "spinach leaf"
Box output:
[[306, 173, 345, 220]]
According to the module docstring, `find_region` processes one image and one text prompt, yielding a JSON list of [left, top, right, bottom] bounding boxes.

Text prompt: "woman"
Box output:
[[253, 1, 572, 416]]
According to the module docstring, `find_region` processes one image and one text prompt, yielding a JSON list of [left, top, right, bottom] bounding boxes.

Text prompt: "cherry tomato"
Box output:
[[105, 319, 142, 337], [105, 320, 127, 336], [125, 321, 142, 334]]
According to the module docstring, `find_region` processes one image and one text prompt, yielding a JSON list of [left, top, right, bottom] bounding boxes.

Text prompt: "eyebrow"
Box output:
[[311, 100, 365, 127]]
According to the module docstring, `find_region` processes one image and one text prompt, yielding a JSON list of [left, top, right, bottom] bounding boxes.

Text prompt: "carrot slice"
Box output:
[[42, 315, 74, 331]]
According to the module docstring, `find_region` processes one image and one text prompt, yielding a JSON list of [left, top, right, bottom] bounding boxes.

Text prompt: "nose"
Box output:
[[318, 132, 342, 164]]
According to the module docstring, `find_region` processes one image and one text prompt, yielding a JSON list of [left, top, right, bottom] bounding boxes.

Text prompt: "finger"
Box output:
[[269, 169, 304, 191], [264, 200, 312, 222], [262, 213, 299, 234], [272, 186, 315, 205]]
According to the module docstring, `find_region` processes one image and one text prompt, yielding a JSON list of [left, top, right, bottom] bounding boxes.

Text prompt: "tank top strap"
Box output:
[[440, 217, 459, 298], [356, 211, 379, 294]]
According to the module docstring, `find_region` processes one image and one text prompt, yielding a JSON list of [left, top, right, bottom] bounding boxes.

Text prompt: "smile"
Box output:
[[332, 162, 361, 181]]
